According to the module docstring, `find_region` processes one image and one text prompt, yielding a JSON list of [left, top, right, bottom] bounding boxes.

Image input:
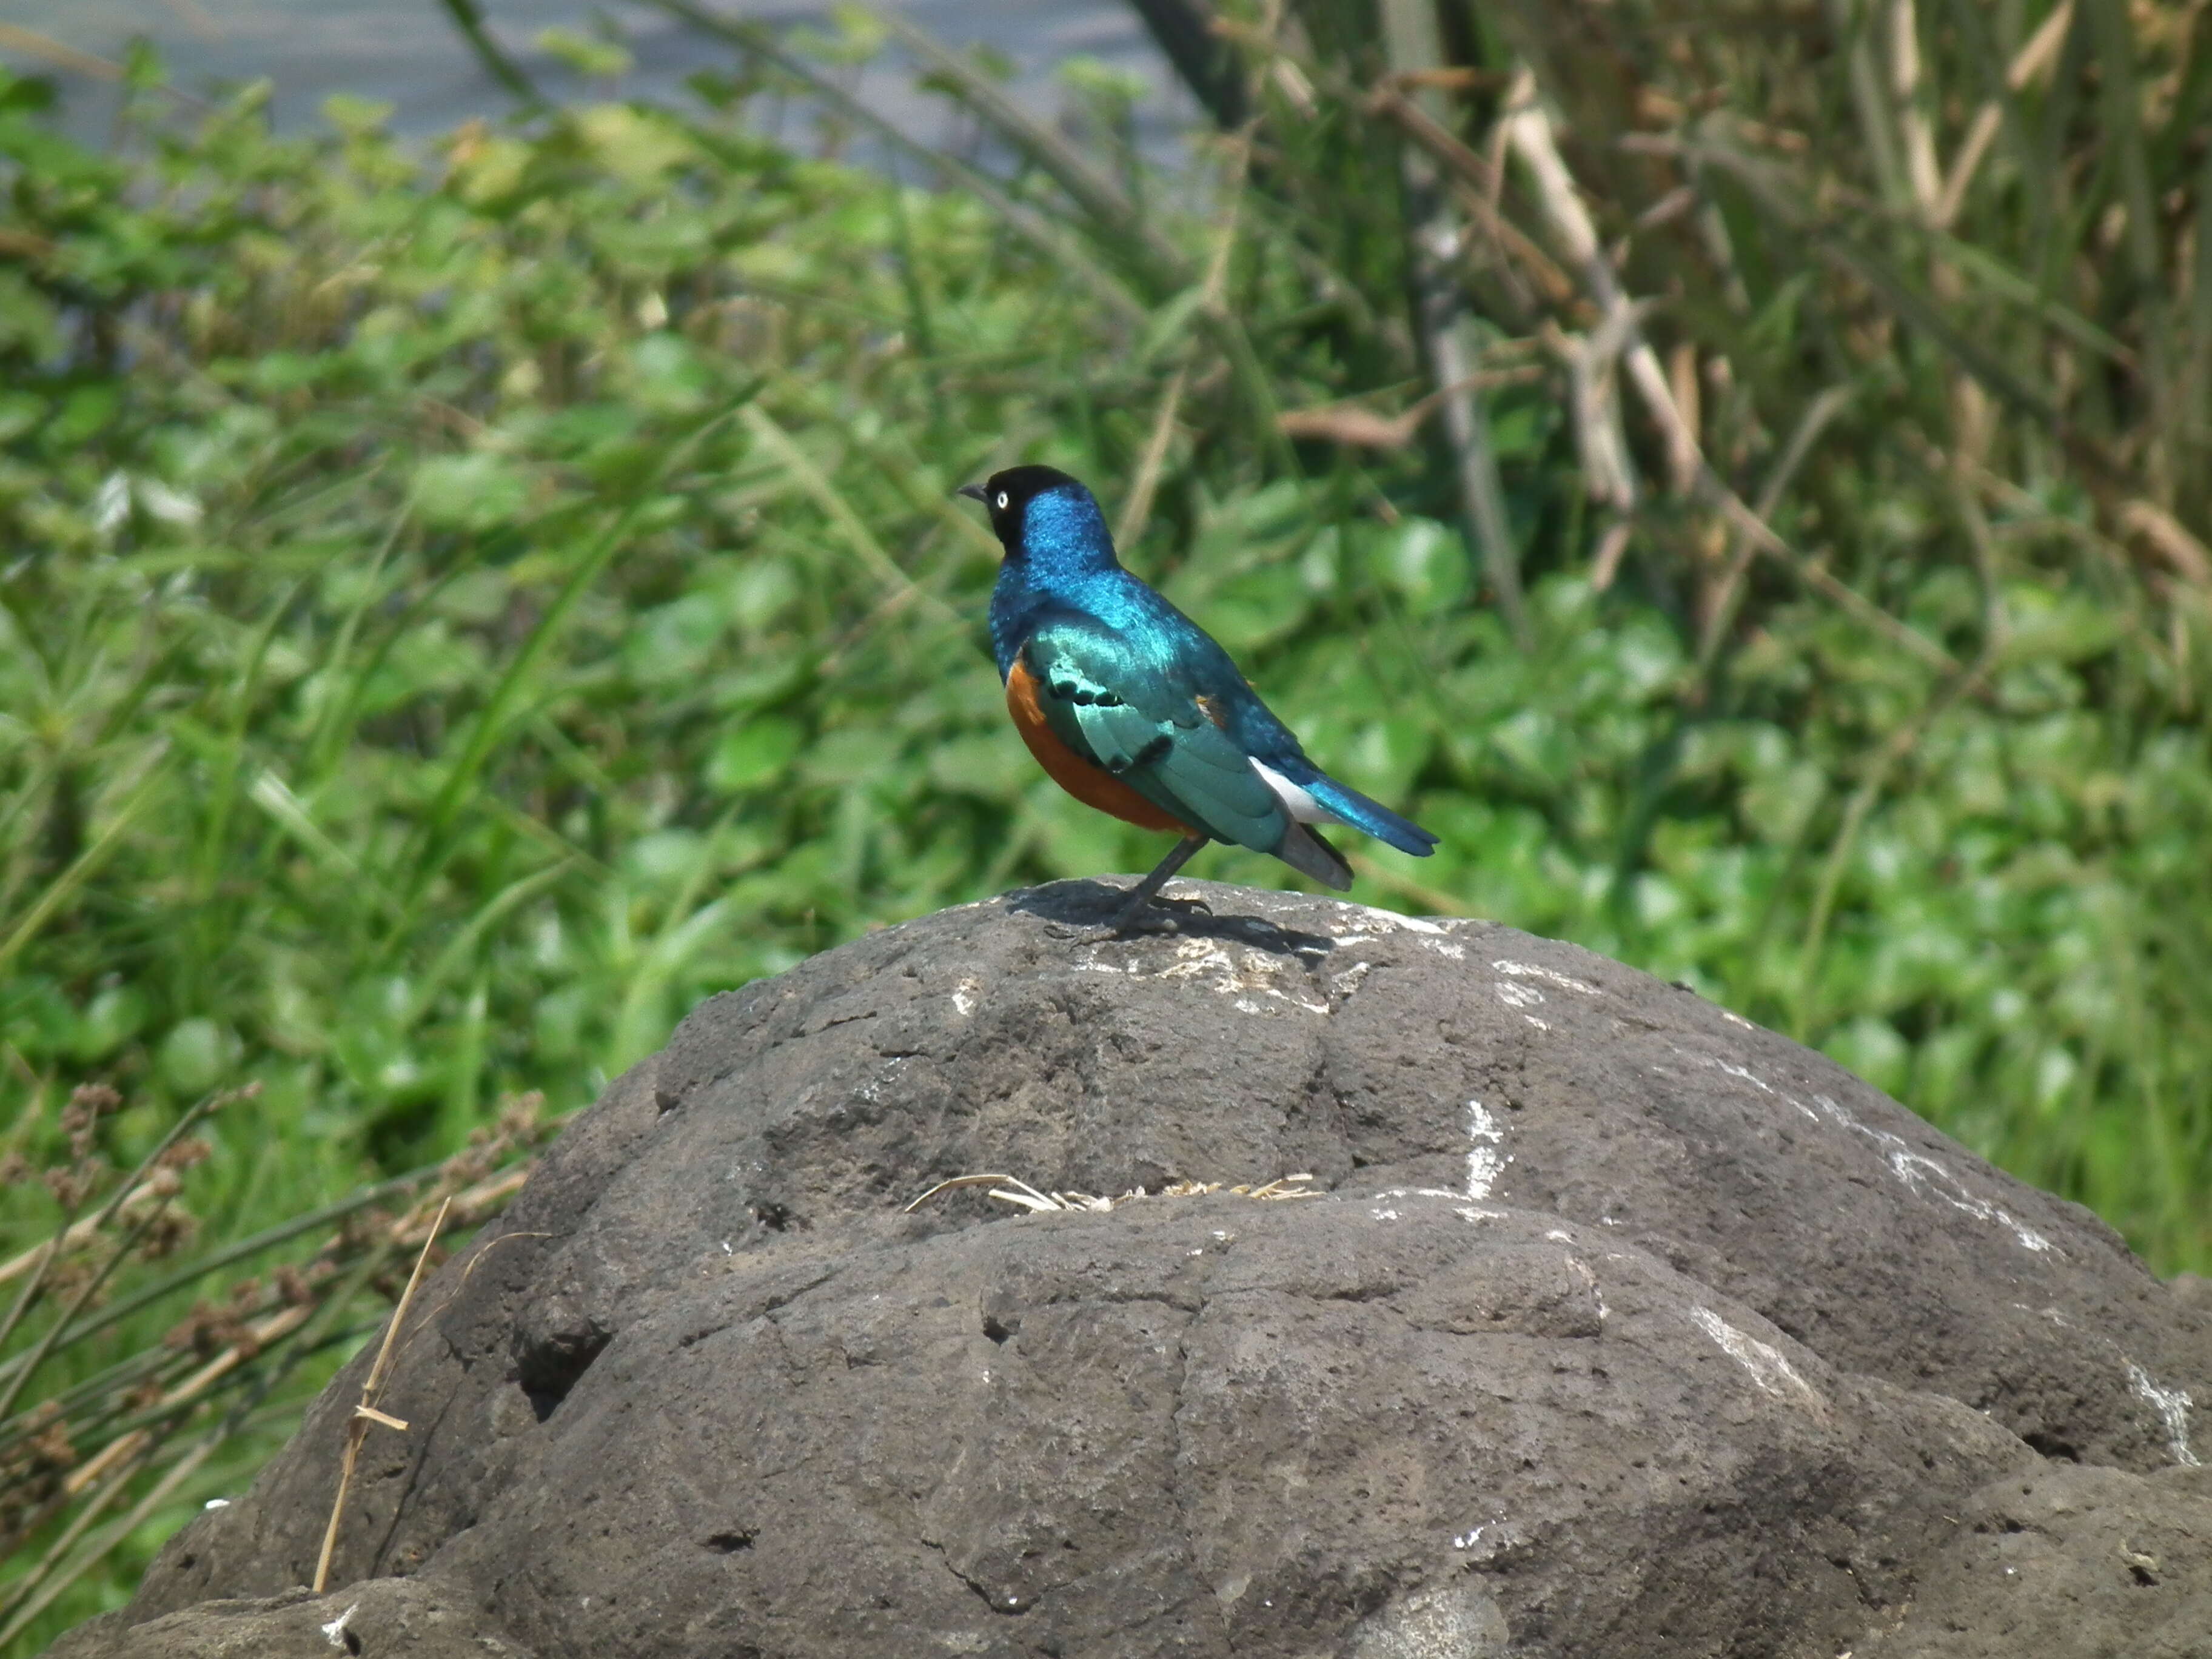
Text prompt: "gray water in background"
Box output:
[[1, 1, 1195, 161]]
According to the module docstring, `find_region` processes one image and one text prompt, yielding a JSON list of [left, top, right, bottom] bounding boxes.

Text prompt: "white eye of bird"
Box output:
[[995, 491, 1009, 510]]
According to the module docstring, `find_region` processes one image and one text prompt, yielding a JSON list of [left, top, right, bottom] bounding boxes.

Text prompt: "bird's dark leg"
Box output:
[[1108, 834, 1210, 935]]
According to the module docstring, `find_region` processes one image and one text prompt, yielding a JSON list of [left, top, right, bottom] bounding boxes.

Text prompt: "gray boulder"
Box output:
[[55, 882, 2212, 1657]]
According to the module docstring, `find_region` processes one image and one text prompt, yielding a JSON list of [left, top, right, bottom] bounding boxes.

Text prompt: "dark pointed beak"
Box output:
[[954, 483, 988, 503]]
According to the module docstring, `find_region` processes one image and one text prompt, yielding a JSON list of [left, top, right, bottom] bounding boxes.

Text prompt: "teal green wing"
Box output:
[[1021, 615, 1285, 853]]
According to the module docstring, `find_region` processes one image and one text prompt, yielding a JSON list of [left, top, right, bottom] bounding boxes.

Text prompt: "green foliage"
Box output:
[[1, 0, 2210, 1641]]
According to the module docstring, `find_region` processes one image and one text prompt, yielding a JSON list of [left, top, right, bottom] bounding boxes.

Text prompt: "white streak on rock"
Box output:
[[1689, 1306, 1823, 1412], [952, 977, 980, 1017], [1885, 1144, 2056, 1252], [1524, 1015, 1550, 1031], [1491, 960, 1600, 994], [1424, 939, 1467, 960], [1333, 904, 1447, 935], [1683, 1054, 2060, 1255], [1091, 937, 1333, 1017], [1373, 1188, 1467, 1202], [1813, 1093, 2060, 1255], [1494, 981, 1544, 1009], [1465, 1100, 1505, 1200], [1703, 1057, 1822, 1124], [2127, 1361, 2202, 1466], [323, 1604, 360, 1649]]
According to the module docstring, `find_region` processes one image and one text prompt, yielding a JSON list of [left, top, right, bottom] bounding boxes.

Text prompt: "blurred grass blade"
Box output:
[[0, 748, 168, 977], [432, 0, 546, 109], [410, 390, 760, 897], [868, 6, 1191, 291], [740, 402, 955, 618], [0, 1090, 225, 1423], [638, 0, 1150, 327]]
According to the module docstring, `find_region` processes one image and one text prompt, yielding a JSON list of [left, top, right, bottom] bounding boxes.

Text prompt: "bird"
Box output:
[[957, 464, 1439, 931]]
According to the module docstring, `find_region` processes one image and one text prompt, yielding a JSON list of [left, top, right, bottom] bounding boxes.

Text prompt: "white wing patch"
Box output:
[[1250, 758, 1349, 827]]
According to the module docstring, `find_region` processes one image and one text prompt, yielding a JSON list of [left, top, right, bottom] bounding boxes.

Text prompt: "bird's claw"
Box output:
[[1106, 890, 1211, 938]]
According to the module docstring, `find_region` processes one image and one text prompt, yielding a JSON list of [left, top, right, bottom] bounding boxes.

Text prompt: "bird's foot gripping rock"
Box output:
[[1107, 886, 1212, 937], [1039, 882, 1215, 939]]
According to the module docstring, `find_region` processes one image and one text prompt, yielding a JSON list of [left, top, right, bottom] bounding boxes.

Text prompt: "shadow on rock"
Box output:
[[1006, 875, 1339, 959]]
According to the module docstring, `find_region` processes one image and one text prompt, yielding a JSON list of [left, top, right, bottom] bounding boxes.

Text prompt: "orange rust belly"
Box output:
[[1007, 659, 1195, 836]]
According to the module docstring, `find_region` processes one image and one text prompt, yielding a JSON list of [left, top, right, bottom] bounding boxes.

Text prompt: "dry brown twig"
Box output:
[[1276, 364, 1546, 450], [1362, 84, 1577, 309], [1499, 70, 1959, 671]]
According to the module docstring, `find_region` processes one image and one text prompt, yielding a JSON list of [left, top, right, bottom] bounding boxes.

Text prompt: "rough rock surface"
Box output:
[[53, 881, 2212, 1658]]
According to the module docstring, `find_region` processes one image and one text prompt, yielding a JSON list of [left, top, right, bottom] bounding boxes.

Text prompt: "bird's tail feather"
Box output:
[[1276, 822, 1353, 890], [1302, 775, 1440, 857]]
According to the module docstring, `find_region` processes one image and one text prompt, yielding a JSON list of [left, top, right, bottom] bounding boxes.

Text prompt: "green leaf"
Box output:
[[707, 717, 805, 793], [537, 27, 635, 79], [412, 452, 532, 532], [158, 1017, 239, 1095]]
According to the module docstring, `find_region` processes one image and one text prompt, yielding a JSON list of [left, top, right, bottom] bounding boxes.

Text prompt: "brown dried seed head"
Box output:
[[137, 1209, 196, 1261], [167, 1301, 224, 1352], [157, 1137, 212, 1171], [70, 1083, 124, 1116], [496, 1092, 546, 1141], [44, 1164, 98, 1208], [27, 1416, 76, 1470]]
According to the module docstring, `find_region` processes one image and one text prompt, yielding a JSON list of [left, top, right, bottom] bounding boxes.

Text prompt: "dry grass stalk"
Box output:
[[904, 1171, 1318, 1215], [0, 1179, 178, 1289], [1115, 65, 1263, 549], [1504, 75, 1962, 671], [0, 1090, 233, 1426], [2119, 501, 2212, 586], [1276, 365, 1544, 450], [0, 24, 122, 81], [0, 1097, 551, 1643], [1934, 0, 2076, 228], [59, 1304, 312, 1503], [310, 1196, 449, 1596]]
